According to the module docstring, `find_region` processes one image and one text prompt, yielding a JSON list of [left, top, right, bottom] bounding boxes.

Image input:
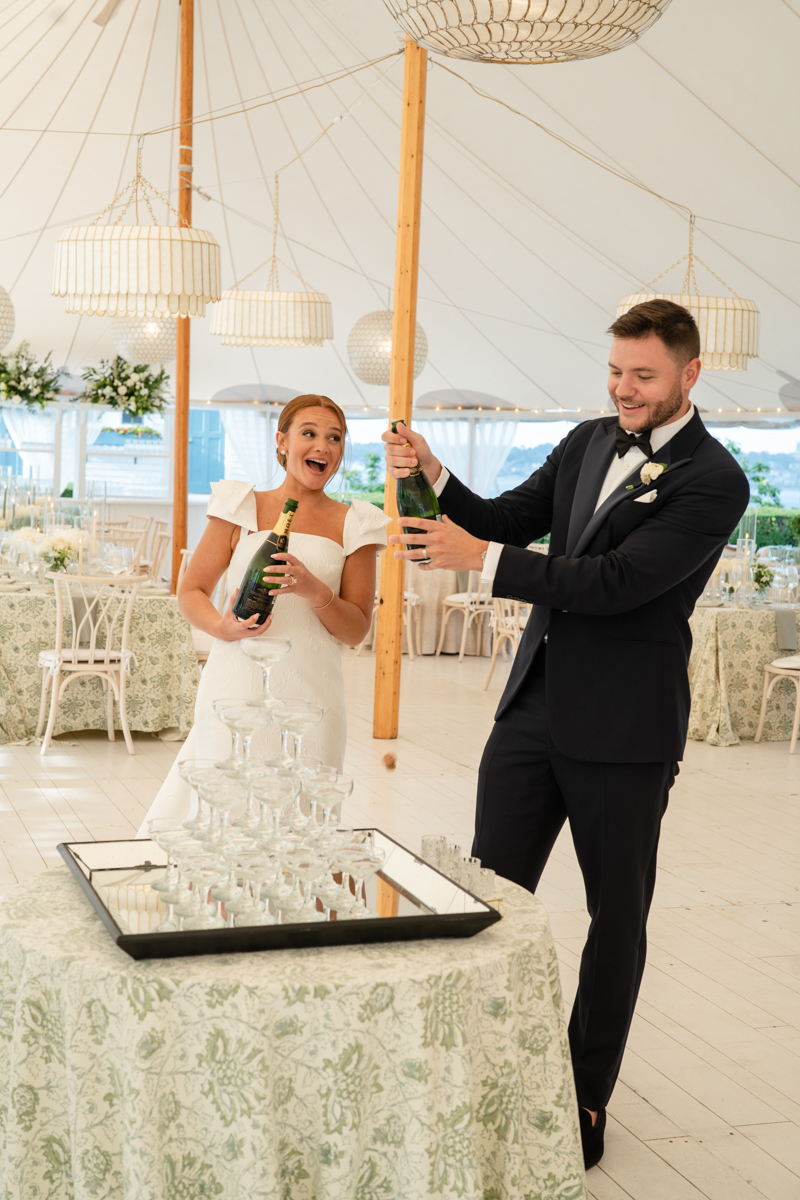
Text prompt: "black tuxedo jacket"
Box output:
[[438, 410, 749, 763]]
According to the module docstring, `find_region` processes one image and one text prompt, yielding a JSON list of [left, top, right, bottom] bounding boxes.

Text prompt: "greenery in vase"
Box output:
[[0, 342, 61, 409], [81, 356, 169, 417], [752, 562, 774, 594], [43, 540, 75, 572]]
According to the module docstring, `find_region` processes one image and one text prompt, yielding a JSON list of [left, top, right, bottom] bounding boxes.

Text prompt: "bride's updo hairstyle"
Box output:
[[276, 394, 348, 470]]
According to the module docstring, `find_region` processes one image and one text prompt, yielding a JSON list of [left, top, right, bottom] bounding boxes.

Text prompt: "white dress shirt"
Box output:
[[431, 405, 695, 585]]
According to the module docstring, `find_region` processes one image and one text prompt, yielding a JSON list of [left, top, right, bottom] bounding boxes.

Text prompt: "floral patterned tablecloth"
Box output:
[[0, 867, 586, 1200], [0, 590, 199, 743], [688, 606, 800, 746]]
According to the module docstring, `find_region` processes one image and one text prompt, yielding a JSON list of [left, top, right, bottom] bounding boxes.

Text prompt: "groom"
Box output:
[[383, 300, 749, 1168]]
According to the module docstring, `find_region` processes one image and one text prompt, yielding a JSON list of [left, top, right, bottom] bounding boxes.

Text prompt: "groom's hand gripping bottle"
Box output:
[[391, 420, 441, 564], [232, 498, 298, 625]]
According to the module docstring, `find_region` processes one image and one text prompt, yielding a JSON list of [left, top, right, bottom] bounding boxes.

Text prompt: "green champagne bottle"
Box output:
[[232, 498, 298, 625], [392, 420, 441, 563]]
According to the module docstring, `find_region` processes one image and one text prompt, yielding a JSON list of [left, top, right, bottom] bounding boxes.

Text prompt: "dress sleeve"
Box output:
[[206, 481, 259, 532], [342, 498, 392, 556]]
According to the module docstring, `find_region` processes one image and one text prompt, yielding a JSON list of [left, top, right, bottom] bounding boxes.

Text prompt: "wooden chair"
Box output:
[[177, 549, 227, 666], [484, 598, 528, 689], [357, 586, 421, 659], [755, 655, 800, 753], [147, 530, 172, 583], [436, 570, 494, 662], [36, 572, 147, 755]]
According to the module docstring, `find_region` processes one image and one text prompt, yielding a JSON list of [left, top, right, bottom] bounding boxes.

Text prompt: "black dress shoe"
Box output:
[[578, 1107, 606, 1169]]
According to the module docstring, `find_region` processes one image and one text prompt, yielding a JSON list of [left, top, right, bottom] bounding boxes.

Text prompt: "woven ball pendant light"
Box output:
[[617, 221, 759, 371], [52, 151, 220, 319], [385, 0, 672, 64], [210, 288, 333, 347], [111, 315, 177, 363], [0, 284, 14, 351], [347, 310, 428, 385]]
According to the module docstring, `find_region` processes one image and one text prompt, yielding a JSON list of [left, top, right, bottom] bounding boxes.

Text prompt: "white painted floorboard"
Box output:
[[1, 649, 798, 1200]]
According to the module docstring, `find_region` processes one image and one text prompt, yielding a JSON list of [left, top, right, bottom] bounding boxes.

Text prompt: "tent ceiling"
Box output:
[[0, 0, 798, 427]]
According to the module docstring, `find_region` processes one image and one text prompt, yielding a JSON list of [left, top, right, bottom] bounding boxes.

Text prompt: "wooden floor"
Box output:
[[1, 649, 799, 1200]]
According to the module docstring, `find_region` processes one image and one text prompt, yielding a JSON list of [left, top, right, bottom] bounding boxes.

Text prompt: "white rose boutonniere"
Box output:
[[639, 461, 667, 487]]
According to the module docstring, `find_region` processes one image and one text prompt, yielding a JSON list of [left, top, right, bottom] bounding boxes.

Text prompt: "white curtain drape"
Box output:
[[220, 409, 279, 488], [416, 419, 470, 482], [3, 407, 56, 482], [474, 420, 518, 497]]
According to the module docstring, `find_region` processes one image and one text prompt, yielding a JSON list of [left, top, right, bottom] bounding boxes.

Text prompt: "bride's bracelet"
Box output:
[[313, 587, 336, 611]]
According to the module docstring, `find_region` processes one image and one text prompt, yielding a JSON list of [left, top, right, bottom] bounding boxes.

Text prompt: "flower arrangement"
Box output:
[[81, 356, 169, 418], [752, 562, 774, 595], [100, 425, 161, 439], [0, 342, 61, 409], [9, 527, 77, 571]]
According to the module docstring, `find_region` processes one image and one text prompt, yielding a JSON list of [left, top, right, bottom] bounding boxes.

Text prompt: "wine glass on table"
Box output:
[[213, 701, 272, 777], [197, 778, 247, 849], [240, 637, 292, 711], [306, 773, 354, 845], [268, 700, 323, 771], [104, 544, 133, 577], [147, 819, 192, 930]]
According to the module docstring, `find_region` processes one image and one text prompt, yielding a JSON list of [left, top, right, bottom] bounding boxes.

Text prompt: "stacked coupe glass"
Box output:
[[147, 639, 385, 931]]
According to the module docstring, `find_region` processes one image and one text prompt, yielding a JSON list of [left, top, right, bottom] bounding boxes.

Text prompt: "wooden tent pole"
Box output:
[[373, 38, 427, 739], [171, 0, 194, 591]]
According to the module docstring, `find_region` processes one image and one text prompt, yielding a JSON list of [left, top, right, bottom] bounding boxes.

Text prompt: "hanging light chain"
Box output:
[[88, 136, 190, 229], [641, 213, 742, 299]]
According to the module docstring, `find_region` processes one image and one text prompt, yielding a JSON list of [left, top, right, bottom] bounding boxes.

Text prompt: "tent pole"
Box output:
[[171, 0, 194, 591], [373, 37, 427, 739]]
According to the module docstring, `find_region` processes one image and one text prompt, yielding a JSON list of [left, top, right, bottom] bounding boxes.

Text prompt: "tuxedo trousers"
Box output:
[[473, 647, 675, 1111]]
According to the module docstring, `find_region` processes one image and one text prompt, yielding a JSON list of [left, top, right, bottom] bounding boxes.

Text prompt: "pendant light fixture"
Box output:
[[384, 0, 672, 64], [0, 284, 14, 351], [111, 315, 177, 364], [617, 217, 759, 371], [52, 142, 220, 319], [347, 309, 428, 385]]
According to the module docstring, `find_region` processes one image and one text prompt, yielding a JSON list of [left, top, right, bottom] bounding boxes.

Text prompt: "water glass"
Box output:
[[478, 867, 497, 902], [420, 834, 447, 870]]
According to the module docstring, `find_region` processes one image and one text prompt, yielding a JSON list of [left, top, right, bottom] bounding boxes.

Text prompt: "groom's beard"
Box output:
[[613, 380, 685, 433]]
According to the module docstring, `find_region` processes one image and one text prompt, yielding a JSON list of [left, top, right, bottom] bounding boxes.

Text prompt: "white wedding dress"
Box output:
[[137, 482, 389, 835]]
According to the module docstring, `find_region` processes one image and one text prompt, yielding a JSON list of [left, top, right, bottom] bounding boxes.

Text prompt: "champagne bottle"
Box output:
[[392, 420, 442, 563], [232, 498, 298, 625]]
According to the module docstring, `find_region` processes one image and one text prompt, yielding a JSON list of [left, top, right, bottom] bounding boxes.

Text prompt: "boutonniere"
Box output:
[[626, 462, 668, 490]]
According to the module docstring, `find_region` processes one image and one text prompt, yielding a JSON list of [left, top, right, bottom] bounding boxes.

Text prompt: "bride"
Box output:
[[138, 393, 389, 832]]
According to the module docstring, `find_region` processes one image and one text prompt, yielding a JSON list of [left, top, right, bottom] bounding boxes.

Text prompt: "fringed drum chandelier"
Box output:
[[52, 144, 220, 319], [384, 0, 673, 64], [617, 218, 759, 371]]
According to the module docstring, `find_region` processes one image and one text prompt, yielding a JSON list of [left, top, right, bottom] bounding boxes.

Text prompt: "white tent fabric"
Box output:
[[474, 419, 518, 496], [220, 408, 279, 489], [2, 409, 54, 482], [417, 419, 470, 483], [0, 0, 798, 428]]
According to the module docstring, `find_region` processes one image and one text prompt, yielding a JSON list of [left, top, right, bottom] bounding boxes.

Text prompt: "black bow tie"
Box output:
[[615, 425, 652, 459]]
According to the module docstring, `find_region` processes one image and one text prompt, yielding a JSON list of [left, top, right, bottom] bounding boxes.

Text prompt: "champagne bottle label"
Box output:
[[233, 501, 298, 624]]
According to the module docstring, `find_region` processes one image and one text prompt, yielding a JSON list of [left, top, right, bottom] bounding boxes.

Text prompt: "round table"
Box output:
[[0, 867, 586, 1200], [0, 588, 199, 743], [689, 605, 800, 745]]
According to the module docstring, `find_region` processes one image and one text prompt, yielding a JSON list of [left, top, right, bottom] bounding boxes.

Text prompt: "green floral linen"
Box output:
[[0, 591, 199, 742], [689, 607, 800, 746], [0, 867, 586, 1200]]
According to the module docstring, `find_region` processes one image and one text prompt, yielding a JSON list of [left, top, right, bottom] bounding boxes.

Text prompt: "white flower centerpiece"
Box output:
[[80, 355, 169, 419], [11, 526, 78, 572], [0, 342, 61, 409]]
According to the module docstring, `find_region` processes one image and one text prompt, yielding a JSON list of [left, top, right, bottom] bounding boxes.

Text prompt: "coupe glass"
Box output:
[[240, 637, 291, 711], [180, 858, 227, 930], [177, 758, 224, 836], [268, 700, 323, 770], [210, 834, 253, 907], [233, 851, 281, 926], [213, 701, 272, 777], [338, 845, 386, 919], [147, 818, 189, 896], [251, 773, 302, 847], [307, 773, 353, 843], [197, 778, 247, 847], [281, 845, 329, 923]]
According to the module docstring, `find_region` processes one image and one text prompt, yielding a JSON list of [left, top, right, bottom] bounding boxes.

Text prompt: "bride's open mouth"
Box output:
[[305, 457, 328, 476]]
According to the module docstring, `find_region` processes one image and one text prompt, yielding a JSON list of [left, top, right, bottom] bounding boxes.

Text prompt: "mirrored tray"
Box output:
[[57, 829, 501, 960]]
